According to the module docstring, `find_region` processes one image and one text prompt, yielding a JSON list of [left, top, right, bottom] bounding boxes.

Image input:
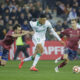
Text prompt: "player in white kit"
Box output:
[[19, 13, 64, 71]]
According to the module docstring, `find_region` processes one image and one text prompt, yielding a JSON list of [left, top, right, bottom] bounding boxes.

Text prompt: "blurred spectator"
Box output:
[[67, 8, 77, 21], [1, 0, 80, 41], [29, 6, 38, 18], [18, 13, 25, 25], [21, 20, 30, 30], [0, 19, 7, 39], [56, 1, 65, 16], [4, 15, 9, 25], [14, 20, 19, 25], [52, 8, 57, 17], [26, 13, 32, 21], [0, 3, 5, 15], [0, 15, 3, 20], [62, 21, 69, 29], [45, 7, 52, 19], [8, 3, 17, 12], [16, 6, 22, 18], [77, 8, 80, 17], [54, 20, 63, 35], [4, 7, 10, 16], [10, 8, 17, 18]]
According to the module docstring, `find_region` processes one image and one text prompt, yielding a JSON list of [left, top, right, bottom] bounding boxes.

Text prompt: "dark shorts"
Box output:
[[64, 48, 77, 60], [0, 46, 8, 61], [0, 46, 3, 56]]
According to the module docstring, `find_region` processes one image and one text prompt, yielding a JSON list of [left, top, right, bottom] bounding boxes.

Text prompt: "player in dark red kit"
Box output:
[[55, 19, 80, 72], [0, 24, 30, 66]]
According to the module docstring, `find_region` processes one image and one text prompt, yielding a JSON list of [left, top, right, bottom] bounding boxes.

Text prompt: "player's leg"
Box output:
[[1, 60, 7, 66], [19, 55, 34, 69], [19, 48, 35, 69], [0, 46, 3, 66], [30, 44, 44, 71], [1, 49, 8, 66], [0, 56, 2, 66], [19, 47, 35, 69], [55, 56, 64, 63], [55, 48, 69, 72], [55, 54, 69, 72], [14, 46, 22, 60], [22, 46, 29, 58]]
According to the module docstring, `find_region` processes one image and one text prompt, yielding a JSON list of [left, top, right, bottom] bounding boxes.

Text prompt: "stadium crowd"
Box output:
[[0, 0, 80, 40]]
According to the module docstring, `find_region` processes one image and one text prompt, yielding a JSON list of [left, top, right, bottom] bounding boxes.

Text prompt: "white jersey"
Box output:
[[30, 20, 61, 47], [77, 23, 80, 48], [77, 23, 80, 29]]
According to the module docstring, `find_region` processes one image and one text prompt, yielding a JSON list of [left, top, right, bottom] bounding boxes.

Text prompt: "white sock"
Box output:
[[23, 56, 32, 62], [32, 54, 41, 67], [56, 57, 61, 61]]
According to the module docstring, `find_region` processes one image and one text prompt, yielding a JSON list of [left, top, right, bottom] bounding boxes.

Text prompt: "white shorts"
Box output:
[[32, 36, 45, 51], [32, 37, 45, 47]]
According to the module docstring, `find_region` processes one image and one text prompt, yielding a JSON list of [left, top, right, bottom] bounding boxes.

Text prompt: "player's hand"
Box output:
[[60, 40, 65, 46], [63, 36, 67, 40], [25, 31, 30, 34], [22, 30, 29, 34], [29, 31, 35, 35]]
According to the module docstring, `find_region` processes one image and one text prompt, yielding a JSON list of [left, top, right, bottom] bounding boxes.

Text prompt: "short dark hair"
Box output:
[[39, 13, 46, 18], [13, 24, 21, 31]]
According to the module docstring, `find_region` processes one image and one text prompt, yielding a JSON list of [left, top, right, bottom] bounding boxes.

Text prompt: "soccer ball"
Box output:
[[73, 66, 80, 73]]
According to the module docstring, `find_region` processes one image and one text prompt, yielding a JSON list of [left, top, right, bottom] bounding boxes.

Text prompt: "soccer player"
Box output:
[[19, 13, 64, 71], [55, 19, 80, 72], [0, 24, 30, 66], [55, 20, 80, 63]]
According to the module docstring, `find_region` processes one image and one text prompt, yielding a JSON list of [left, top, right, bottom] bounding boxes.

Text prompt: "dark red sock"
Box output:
[[61, 56, 64, 60], [0, 61, 1, 66], [58, 61, 67, 68]]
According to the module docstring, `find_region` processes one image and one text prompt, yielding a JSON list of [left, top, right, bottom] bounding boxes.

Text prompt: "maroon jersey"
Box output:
[[61, 28, 80, 51], [0, 30, 16, 50]]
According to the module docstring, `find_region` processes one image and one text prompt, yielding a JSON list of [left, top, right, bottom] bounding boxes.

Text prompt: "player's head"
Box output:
[[13, 24, 21, 33], [38, 13, 46, 25], [71, 19, 77, 27]]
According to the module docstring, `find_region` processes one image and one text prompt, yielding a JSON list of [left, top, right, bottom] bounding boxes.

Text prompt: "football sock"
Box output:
[[23, 56, 34, 62], [58, 60, 67, 68], [56, 57, 61, 61], [32, 53, 41, 67], [0, 61, 1, 66]]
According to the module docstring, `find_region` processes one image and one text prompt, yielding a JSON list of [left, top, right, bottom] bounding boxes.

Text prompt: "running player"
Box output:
[[0, 24, 30, 66], [19, 13, 64, 71], [55, 19, 80, 72]]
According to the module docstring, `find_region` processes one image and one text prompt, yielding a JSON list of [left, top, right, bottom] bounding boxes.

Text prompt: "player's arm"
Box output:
[[48, 22, 61, 41], [60, 29, 69, 40], [27, 21, 35, 35], [12, 31, 30, 37], [22, 30, 34, 35], [48, 22, 65, 45]]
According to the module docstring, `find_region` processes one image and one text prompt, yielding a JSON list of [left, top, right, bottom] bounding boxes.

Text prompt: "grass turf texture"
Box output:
[[0, 60, 80, 80]]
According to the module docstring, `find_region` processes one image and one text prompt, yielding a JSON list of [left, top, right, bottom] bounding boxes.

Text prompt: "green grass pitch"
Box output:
[[0, 60, 80, 80]]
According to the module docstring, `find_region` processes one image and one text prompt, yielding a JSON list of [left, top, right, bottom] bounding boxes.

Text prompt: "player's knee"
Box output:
[[0, 57, 2, 61], [1, 64, 5, 66], [1, 63, 6, 66], [1, 60, 7, 66], [36, 44, 44, 53], [65, 59, 69, 63]]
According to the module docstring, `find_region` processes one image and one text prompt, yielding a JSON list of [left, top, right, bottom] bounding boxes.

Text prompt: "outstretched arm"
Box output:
[[48, 21, 65, 45], [12, 31, 30, 37], [50, 28, 61, 41]]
